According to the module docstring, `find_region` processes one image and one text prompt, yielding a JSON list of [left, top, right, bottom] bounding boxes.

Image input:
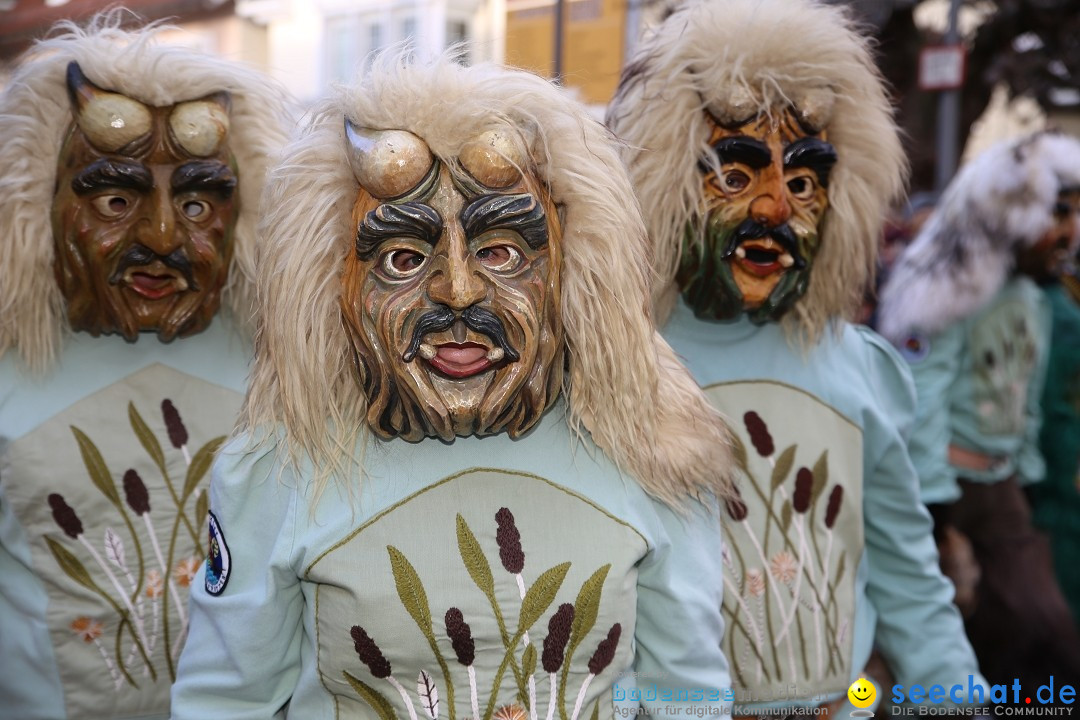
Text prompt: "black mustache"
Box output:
[[108, 244, 198, 289], [402, 304, 520, 363], [722, 219, 806, 270]]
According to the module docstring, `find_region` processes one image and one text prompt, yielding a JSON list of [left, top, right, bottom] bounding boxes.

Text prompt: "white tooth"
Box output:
[[418, 343, 437, 360], [735, 246, 747, 259], [486, 347, 505, 362], [779, 253, 794, 268]]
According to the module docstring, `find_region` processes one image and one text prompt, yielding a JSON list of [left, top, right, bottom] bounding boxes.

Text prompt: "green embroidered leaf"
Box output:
[[522, 643, 537, 678], [770, 445, 796, 491], [590, 700, 599, 720], [568, 564, 609, 654], [810, 451, 829, 506], [194, 491, 209, 527], [344, 671, 398, 720], [70, 426, 121, 508], [457, 514, 495, 597], [834, 552, 846, 586], [388, 545, 433, 633], [182, 436, 225, 504], [45, 536, 99, 593], [518, 562, 570, 634], [780, 500, 793, 533], [128, 402, 166, 476]]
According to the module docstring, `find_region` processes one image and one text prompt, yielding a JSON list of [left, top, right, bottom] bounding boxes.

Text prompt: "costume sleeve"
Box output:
[[899, 324, 965, 505], [1015, 291, 1052, 485], [632, 496, 732, 718], [856, 331, 986, 700], [171, 433, 304, 719]]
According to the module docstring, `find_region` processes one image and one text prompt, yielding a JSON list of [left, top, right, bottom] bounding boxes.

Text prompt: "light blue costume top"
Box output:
[[0, 318, 250, 720], [663, 298, 983, 711], [170, 403, 733, 720], [898, 277, 1052, 504]]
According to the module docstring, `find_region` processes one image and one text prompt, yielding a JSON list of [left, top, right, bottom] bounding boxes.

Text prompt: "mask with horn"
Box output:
[[339, 120, 566, 441], [51, 61, 239, 341]]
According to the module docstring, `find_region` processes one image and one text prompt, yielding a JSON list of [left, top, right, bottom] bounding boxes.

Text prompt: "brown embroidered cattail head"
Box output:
[[48, 493, 83, 538], [587, 623, 622, 675], [445, 607, 475, 666], [495, 507, 524, 574], [744, 411, 774, 457], [793, 467, 812, 514], [123, 469, 151, 515], [824, 484, 843, 529], [724, 485, 749, 522], [350, 625, 392, 678], [542, 602, 574, 673], [162, 399, 188, 448]]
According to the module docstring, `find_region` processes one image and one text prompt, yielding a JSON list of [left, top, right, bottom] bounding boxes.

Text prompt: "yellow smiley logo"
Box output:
[[848, 677, 877, 709]]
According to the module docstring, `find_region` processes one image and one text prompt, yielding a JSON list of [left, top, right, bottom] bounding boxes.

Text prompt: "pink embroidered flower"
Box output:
[[769, 551, 798, 584], [146, 569, 164, 598], [173, 557, 200, 587], [746, 568, 765, 597], [71, 616, 103, 643]]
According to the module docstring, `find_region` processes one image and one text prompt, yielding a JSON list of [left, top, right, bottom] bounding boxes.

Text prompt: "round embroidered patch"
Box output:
[[205, 510, 231, 596], [899, 333, 931, 363]]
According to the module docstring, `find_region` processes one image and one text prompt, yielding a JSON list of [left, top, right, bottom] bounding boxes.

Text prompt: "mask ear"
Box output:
[[66, 61, 152, 153], [344, 120, 435, 200], [169, 92, 231, 157]]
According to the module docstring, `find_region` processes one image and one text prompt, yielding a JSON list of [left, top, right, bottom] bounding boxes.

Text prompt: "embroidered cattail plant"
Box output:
[[49, 493, 83, 538], [724, 486, 749, 522], [792, 467, 812, 514], [351, 624, 419, 720], [824, 485, 843, 529], [571, 623, 621, 720], [542, 603, 574, 720], [446, 607, 480, 720], [495, 506, 537, 716], [162, 399, 192, 465], [743, 411, 774, 457], [122, 469, 151, 515]]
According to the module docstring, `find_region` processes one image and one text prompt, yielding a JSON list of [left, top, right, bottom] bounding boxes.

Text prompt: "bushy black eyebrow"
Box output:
[[460, 193, 548, 250], [712, 137, 772, 169], [71, 158, 153, 195], [356, 202, 442, 260], [783, 137, 838, 187], [171, 160, 237, 195]]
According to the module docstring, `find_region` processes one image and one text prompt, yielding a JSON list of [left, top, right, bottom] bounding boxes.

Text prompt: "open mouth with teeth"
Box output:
[[418, 341, 506, 379], [731, 238, 796, 278], [122, 266, 189, 301]]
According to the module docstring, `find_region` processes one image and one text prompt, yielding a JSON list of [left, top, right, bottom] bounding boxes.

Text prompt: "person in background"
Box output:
[[171, 53, 736, 719], [607, 0, 984, 714], [879, 130, 1080, 696], [0, 15, 291, 719]]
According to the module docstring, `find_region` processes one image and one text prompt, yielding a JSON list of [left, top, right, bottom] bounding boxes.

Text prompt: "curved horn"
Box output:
[[65, 61, 151, 153], [791, 87, 836, 134], [459, 128, 526, 190], [344, 120, 435, 199], [169, 92, 232, 157]]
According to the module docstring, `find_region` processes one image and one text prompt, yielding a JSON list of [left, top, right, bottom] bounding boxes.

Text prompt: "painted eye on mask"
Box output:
[[475, 244, 523, 273], [720, 169, 750, 193], [787, 175, 817, 201], [91, 194, 130, 218], [380, 248, 428, 279], [181, 199, 213, 221]]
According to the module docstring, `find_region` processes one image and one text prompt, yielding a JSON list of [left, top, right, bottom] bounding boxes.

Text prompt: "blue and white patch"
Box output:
[[205, 510, 231, 596], [899, 333, 931, 363]]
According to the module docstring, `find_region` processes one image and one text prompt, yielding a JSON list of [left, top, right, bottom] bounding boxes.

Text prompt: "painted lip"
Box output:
[[426, 341, 495, 379], [731, 238, 794, 278], [121, 265, 188, 300]]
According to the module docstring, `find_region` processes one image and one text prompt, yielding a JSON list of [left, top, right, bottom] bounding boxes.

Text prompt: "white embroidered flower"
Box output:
[[71, 616, 104, 642], [769, 551, 798, 584], [173, 556, 200, 587], [746, 568, 765, 597], [146, 569, 164, 598]]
